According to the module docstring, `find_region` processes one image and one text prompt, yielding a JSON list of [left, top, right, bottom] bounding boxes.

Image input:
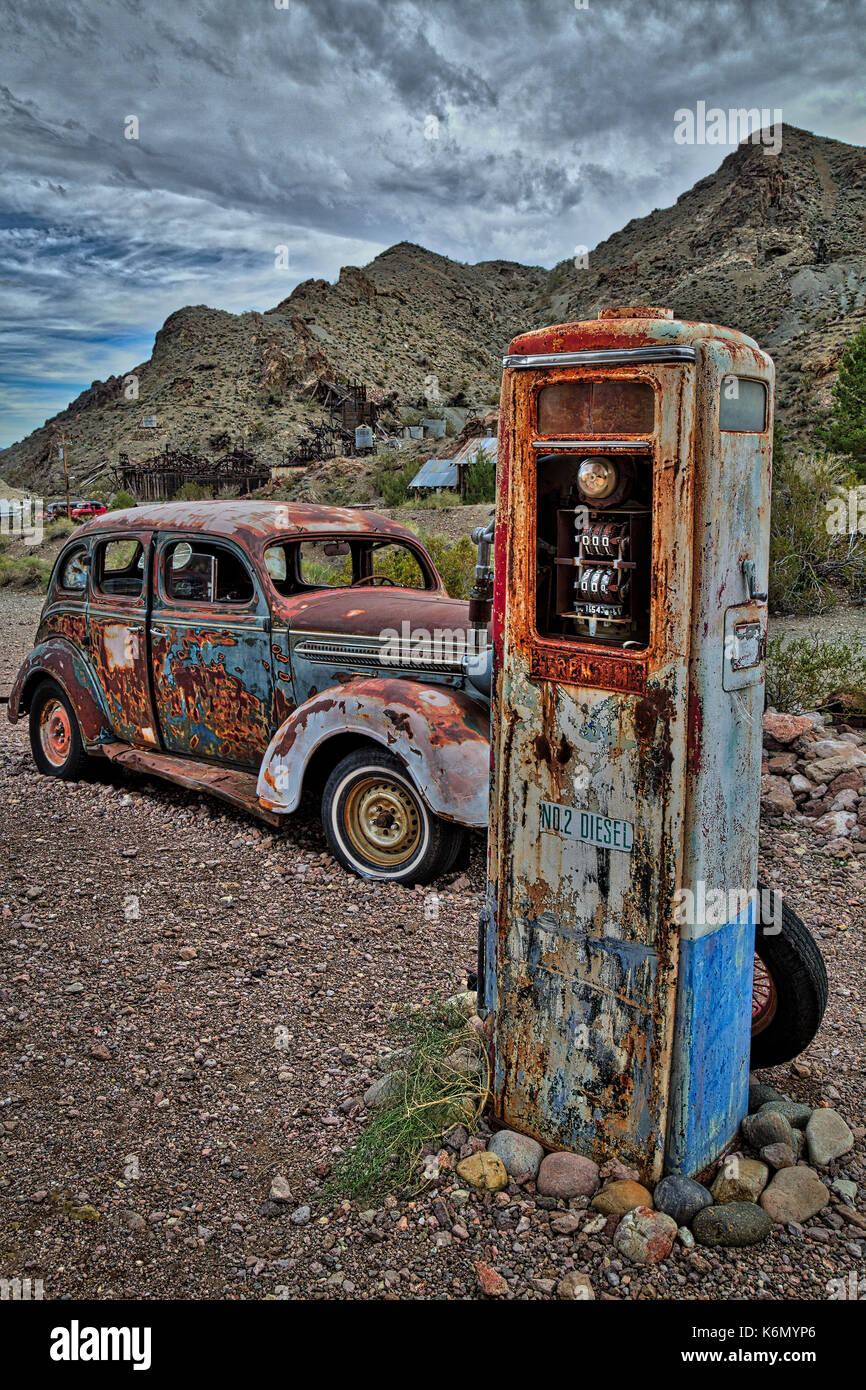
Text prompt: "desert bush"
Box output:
[[769, 425, 866, 613], [108, 490, 137, 511], [0, 554, 52, 590], [462, 446, 496, 504], [173, 482, 211, 501], [374, 455, 417, 508], [765, 634, 866, 712], [818, 322, 866, 478]]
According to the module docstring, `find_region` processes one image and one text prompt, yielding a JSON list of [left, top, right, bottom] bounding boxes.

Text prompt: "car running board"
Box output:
[[99, 741, 283, 825]]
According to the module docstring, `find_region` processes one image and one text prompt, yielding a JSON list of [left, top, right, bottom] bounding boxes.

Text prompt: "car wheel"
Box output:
[[751, 883, 829, 1068], [321, 747, 464, 885], [29, 680, 92, 780]]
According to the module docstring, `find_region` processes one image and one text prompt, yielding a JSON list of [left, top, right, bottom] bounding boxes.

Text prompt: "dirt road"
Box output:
[[1, 589, 863, 1300]]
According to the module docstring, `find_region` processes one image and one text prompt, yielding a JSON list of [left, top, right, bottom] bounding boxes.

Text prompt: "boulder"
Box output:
[[760, 1166, 829, 1223], [758, 1100, 812, 1129], [806, 1110, 855, 1166], [760, 1142, 796, 1170], [613, 1206, 677, 1265], [762, 712, 815, 744], [653, 1174, 713, 1226], [536, 1150, 600, 1199], [761, 775, 796, 815], [693, 1202, 773, 1247], [487, 1130, 544, 1181], [591, 1179, 652, 1215], [456, 1151, 508, 1193], [711, 1157, 769, 1204], [741, 1109, 795, 1150]]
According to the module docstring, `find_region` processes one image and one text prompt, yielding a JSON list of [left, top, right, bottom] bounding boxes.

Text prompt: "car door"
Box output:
[[150, 533, 274, 766], [87, 530, 159, 747]]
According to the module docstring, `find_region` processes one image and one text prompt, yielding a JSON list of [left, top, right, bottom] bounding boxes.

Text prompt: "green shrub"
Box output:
[[769, 424, 866, 613], [374, 456, 417, 508], [818, 322, 866, 478], [462, 446, 496, 504], [173, 482, 211, 501], [766, 634, 866, 712], [108, 490, 137, 511], [415, 531, 477, 598], [0, 554, 52, 590]]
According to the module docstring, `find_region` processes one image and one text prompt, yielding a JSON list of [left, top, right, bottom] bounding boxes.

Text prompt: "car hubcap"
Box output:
[[751, 953, 777, 1034], [343, 776, 422, 867], [40, 698, 71, 768]]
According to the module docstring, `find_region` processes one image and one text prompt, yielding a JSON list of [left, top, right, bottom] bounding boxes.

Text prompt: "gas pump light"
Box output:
[[577, 456, 619, 500]]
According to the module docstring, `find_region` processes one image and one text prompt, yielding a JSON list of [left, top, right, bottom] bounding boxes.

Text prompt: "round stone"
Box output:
[[758, 1100, 813, 1130], [653, 1174, 713, 1227], [740, 1109, 795, 1151], [456, 1151, 508, 1193], [536, 1151, 600, 1199], [760, 1142, 796, 1170], [693, 1202, 773, 1247], [557, 1271, 595, 1300], [487, 1130, 544, 1181], [613, 1206, 677, 1265], [591, 1179, 652, 1215], [748, 1081, 787, 1113], [711, 1157, 769, 1204], [759, 1166, 830, 1224], [806, 1110, 855, 1166]]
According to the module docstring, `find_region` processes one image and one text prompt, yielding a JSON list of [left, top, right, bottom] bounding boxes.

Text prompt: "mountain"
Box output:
[[4, 125, 865, 491]]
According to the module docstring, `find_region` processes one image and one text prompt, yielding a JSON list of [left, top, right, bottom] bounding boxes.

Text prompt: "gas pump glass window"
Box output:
[[719, 377, 767, 431], [534, 379, 655, 648]]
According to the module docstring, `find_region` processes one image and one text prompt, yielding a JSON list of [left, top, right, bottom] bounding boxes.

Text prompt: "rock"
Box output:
[[763, 712, 815, 744], [536, 1151, 600, 1199], [363, 1071, 402, 1108], [790, 774, 812, 796], [550, 1211, 582, 1235], [591, 1179, 652, 1215], [67, 1204, 99, 1222], [677, 1225, 695, 1248], [831, 789, 859, 811], [613, 1206, 677, 1265], [456, 1151, 508, 1192], [761, 775, 796, 815], [760, 1142, 796, 1170], [741, 1109, 795, 1150], [120, 1210, 146, 1232], [599, 1157, 641, 1183], [475, 1260, 509, 1297], [269, 1174, 293, 1203], [759, 1100, 812, 1129], [63, 981, 84, 994], [813, 810, 857, 838], [748, 1080, 786, 1113], [807, 753, 866, 785], [832, 1178, 858, 1203], [693, 1202, 773, 1247], [290, 1205, 311, 1226], [442, 1046, 483, 1080], [760, 1167, 829, 1223], [653, 1174, 713, 1226], [557, 1270, 595, 1300], [711, 1157, 769, 1203], [444, 990, 478, 1018], [806, 1110, 855, 1166], [487, 1129, 544, 1180]]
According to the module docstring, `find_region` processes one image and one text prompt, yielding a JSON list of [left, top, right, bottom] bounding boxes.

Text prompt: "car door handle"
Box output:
[[150, 627, 169, 639]]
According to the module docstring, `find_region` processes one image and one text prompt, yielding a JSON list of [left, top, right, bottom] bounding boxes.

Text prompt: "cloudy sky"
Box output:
[[1, 0, 864, 448]]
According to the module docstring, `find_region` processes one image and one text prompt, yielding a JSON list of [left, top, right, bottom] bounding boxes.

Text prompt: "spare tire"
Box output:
[[751, 883, 829, 1068]]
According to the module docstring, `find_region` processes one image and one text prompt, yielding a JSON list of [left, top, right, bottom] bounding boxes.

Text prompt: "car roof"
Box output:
[[71, 501, 423, 554]]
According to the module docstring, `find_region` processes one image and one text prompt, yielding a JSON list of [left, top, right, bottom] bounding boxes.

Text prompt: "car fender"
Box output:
[[7, 638, 112, 746], [257, 677, 490, 827]]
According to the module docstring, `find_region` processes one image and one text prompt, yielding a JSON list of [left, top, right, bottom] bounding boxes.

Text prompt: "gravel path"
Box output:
[[1, 589, 863, 1301]]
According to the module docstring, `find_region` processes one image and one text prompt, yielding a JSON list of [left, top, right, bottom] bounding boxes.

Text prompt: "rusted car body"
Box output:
[[482, 308, 775, 1180], [9, 502, 490, 883]]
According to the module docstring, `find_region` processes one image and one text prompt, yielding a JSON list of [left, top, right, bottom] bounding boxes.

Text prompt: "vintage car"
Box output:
[[8, 502, 491, 884]]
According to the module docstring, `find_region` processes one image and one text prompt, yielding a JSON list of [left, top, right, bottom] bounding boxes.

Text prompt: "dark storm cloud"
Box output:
[[1, 0, 864, 445]]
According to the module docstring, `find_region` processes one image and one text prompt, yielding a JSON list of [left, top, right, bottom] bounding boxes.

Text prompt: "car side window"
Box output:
[[367, 541, 427, 589], [296, 540, 353, 589], [94, 537, 144, 598], [58, 545, 88, 593], [163, 539, 255, 604]]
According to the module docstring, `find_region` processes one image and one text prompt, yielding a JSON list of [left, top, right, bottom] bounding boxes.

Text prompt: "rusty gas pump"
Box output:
[[478, 306, 774, 1181]]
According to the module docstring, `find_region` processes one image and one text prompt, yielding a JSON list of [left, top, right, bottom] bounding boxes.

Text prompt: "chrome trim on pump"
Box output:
[[503, 346, 697, 368]]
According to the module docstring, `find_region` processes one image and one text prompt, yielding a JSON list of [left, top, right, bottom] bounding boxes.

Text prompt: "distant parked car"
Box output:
[[8, 501, 491, 884], [70, 500, 107, 522]]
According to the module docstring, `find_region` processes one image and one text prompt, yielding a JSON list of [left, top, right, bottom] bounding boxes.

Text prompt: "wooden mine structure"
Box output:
[[115, 446, 270, 501]]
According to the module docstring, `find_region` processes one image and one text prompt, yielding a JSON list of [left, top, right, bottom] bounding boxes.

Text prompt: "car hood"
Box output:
[[283, 586, 474, 639]]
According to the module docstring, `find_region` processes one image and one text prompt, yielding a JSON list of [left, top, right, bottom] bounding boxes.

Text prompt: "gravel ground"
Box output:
[[1, 588, 863, 1301]]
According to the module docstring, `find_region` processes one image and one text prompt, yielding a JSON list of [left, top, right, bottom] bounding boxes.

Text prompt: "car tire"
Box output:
[[321, 747, 464, 885], [29, 679, 92, 781], [751, 882, 829, 1068]]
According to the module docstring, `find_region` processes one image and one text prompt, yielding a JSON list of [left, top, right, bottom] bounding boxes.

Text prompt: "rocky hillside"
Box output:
[[3, 125, 865, 492]]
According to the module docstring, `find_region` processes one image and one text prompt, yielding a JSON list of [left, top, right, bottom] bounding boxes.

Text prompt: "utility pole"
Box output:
[[57, 432, 72, 517]]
